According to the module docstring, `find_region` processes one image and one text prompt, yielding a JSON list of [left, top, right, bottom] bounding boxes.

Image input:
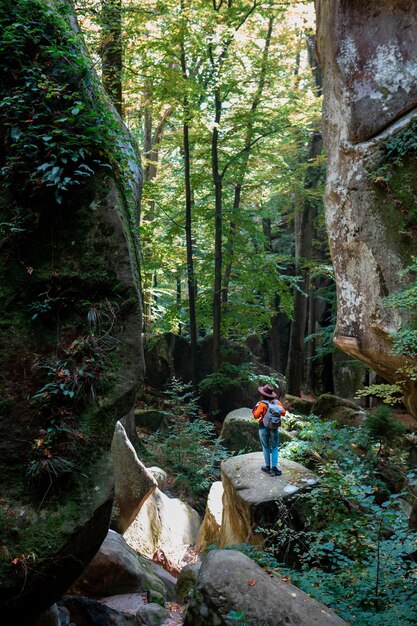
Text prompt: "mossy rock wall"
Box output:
[[316, 0, 417, 416], [0, 1, 143, 622]]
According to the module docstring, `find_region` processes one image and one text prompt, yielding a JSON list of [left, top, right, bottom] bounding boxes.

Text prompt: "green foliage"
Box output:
[[278, 492, 417, 625], [77, 0, 320, 340], [144, 379, 229, 506], [226, 610, 249, 625], [198, 361, 256, 394], [355, 383, 403, 405], [0, 0, 114, 206], [26, 423, 75, 486], [385, 119, 417, 158], [159, 376, 201, 421], [364, 404, 406, 450], [32, 338, 107, 407], [247, 418, 417, 625], [26, 302, 117, 491]]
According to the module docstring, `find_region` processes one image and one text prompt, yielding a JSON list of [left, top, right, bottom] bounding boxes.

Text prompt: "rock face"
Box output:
[[196, 481, 224, 548], [316, 0, 417, 416], [211, 453, 317, 550], [60, 596, 143, 626], [68, 531, 167, 605], [183, 549, 348, 626], [220, 408, 259, 453], [313, 394, 367, 426], [0, 1, 143, 621], [124, 488, 201, 566], [111, 422, 157, 534]]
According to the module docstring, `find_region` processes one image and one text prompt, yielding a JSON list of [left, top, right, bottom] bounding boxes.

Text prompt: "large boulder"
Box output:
[[220, 408, 259, 453], [316, 0, 417, 416], [124, 488, 201, 567], [196, 481, 224, 548], [0, 1, 143, 622], [220, 407, 296, 453], [68, 531, 167, 606], [175, 563, 202, 605], [183, 549, 348, 626], [111, 422, 157, 534], [312, 394, 367, 426], [59, 596, 143, 626], [285, 395, 314, 416], [209, 453, 317, 551]]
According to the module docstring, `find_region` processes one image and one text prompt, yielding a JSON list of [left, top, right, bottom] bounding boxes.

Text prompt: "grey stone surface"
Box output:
[[111, 422, 157, 534], [316, 0, 417, 416], [68, 530, 167, 602], [183, 549, 348, 626]]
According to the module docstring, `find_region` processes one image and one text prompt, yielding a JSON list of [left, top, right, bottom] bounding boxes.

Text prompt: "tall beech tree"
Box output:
[[76, 0, 324, 393], [100, 0, 123, 115]]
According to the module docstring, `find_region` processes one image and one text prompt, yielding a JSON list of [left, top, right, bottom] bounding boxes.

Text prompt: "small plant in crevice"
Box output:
[[226, 610, 249, 625], [32, 342, 107, 406], [26, 302, 118, 493], [26, 421, 76, 487]]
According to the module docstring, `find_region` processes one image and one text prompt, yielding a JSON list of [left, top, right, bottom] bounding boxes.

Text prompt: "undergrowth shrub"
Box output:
[[143, 378, 229, 510], [238, 417, 417, 625]]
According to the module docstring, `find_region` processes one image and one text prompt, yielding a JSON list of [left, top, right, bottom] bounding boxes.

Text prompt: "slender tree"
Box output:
[[100, 0, 123, 115], [180, 0, 198, 386]]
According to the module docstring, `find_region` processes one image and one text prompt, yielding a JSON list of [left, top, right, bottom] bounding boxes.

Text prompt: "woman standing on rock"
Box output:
[[252, 383, 286, 476]]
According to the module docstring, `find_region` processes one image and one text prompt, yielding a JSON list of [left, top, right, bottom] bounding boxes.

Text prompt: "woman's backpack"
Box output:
[[262, 400, 282, 429]]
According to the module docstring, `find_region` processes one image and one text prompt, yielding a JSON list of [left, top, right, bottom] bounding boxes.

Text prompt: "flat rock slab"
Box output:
[[219, 453, 317, 548], [183, 549, 348, 626], [222, 452, 318, 505]]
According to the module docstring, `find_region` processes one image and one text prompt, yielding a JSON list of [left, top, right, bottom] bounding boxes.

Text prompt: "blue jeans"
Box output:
[[259, 427, 279, 467]]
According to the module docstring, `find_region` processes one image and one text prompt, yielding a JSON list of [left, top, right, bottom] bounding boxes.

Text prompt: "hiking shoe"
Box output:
[[269, 467, 282, 476], [261, 465, 270, 473]]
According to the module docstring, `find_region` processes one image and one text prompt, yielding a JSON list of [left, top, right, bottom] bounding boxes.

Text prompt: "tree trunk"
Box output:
[[221, 17, 274, 305], [180, 22, 199, 388], [100, 0, 123, 116], [212, 88, 223, 377], [287, 131, 322, 396], [287, 36, 323, 396]]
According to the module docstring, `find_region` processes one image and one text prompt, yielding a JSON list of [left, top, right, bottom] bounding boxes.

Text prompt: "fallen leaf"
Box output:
[[247, 579, 256, 586]]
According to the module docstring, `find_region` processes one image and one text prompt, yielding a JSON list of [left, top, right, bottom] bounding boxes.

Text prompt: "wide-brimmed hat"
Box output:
[[258, 384, 277, 398]]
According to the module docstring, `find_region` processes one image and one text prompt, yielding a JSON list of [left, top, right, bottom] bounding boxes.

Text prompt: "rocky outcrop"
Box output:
[[175, 563, 202, 605], [205, 453, 317, 551], [0, 2, 143, 621], [183, 549, 348, 626], [60, 596, 143, 626], [220, 407, 295, 455], [285, 394, 314, 416], [68, 531, 168, 605], [111, 422, 157, 534], [220, 408, 259, 453], [316, 0, 417, 416], [313, 394, 367, 426], [124, 488, 201, 567], [196, 481, 223, 548]]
